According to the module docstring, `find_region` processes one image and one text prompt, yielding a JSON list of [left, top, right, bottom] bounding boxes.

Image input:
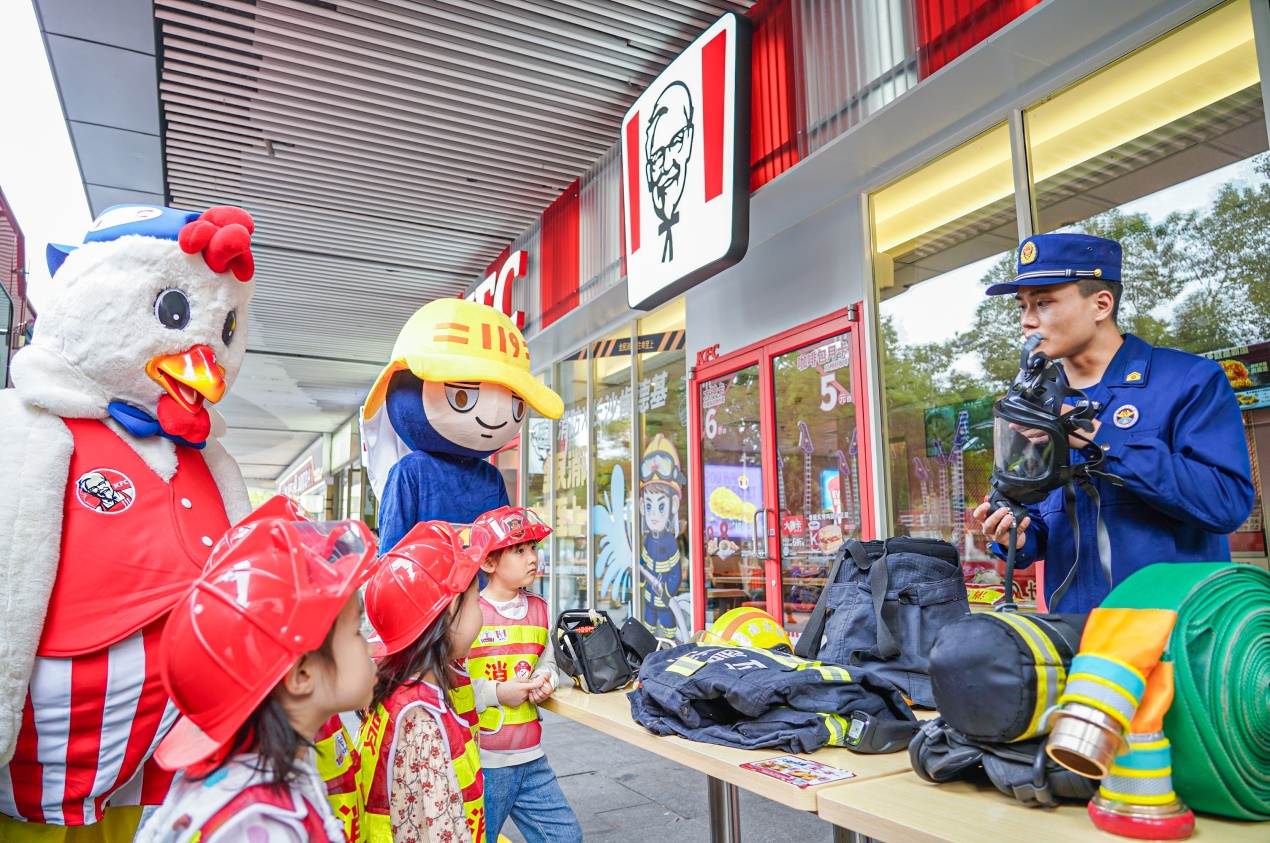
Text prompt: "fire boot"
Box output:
[[1045, 608, 1176, 779], [1088, 661, 1195, 840]]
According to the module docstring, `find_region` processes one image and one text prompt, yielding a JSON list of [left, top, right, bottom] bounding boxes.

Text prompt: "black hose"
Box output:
[[998, 517, 1019, 613]]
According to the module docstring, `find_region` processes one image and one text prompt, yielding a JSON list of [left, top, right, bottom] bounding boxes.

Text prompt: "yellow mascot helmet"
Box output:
[[360, 299, 563, 499]]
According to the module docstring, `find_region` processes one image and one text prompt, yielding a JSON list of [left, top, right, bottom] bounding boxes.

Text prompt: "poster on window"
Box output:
[[1205, 340, 1270, 411]]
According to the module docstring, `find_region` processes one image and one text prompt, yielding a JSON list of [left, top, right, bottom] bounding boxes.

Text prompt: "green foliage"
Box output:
[[884, 152, 1270, 411]]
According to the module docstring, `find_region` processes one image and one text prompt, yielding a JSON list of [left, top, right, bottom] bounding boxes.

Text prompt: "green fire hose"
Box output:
[[1101, 562, 1270, 820]]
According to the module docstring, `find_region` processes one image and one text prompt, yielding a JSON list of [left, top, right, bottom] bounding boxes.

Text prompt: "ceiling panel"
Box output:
[[42, 0, 756, 482]]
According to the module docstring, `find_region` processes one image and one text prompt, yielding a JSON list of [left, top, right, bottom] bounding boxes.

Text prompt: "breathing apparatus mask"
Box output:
[[988, 334, 1122, 611]]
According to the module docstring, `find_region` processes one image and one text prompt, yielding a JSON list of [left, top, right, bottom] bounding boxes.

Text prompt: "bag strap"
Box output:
[[848, 539, 901, 660], [793, 544, 847, 658]]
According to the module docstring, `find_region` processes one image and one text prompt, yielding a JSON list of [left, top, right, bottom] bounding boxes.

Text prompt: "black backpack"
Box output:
[[794, 537, 969, 708]]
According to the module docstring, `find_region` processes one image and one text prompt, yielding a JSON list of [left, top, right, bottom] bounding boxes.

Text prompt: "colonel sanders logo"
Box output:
[[75, 469, 136, 514], [645, 81, 695, 263]]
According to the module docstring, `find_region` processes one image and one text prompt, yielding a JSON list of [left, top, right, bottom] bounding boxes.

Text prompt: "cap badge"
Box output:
[[1020, 241, 1037, 265]]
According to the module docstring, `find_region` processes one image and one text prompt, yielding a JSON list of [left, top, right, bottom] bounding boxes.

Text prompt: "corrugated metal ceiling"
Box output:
[[149, 0, 754, 481]]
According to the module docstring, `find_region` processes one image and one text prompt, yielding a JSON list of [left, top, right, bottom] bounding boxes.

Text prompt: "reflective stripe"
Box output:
[[667, 655, 705, 676], [1069, 654, 1146, 701], [988, 613, 1066, 741], [823, 713, 851, 746], [1099, 732, 1178, 805], [1058, 678, 1139, 732]]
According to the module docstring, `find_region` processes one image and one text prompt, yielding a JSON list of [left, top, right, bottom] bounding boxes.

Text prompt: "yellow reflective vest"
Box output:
[[466, 594, 549, 755], [357, 665, 485, 843]]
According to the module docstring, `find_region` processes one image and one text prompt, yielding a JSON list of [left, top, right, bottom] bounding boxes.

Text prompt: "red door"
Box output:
[[688, 308, 876, 640]]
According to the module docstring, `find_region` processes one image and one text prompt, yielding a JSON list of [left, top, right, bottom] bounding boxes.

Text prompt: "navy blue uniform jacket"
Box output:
[[999, 334, 1254, 613]]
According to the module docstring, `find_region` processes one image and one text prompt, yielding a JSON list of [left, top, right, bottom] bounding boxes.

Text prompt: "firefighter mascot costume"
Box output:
[[360, 299, 563, 551]]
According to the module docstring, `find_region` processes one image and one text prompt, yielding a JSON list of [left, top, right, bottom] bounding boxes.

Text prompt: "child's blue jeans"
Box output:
[[483, 755, 582, 843]]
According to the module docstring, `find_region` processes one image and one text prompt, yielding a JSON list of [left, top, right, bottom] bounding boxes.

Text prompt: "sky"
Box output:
[[0, 0, 91, 312]]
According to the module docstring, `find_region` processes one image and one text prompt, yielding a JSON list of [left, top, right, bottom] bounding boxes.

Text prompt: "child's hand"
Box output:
[[527, 673, 554, 704], [496, 678, 538, 706]]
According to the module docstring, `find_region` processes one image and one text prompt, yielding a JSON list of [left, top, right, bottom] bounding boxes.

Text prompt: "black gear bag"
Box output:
[[927, 611, 1086, 743], [910, 718, 1097, 808], [794, 537, 969, 708], [552, 610, 633, 693]]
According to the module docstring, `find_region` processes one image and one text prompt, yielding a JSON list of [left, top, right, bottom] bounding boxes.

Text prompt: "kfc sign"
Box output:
[[622, 12, 751, 311], [466, 249, 527, 328]]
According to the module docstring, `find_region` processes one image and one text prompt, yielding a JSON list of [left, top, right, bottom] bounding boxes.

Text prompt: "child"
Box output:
[[138, 499, 381, 843], [358, 521, 489, 843], [466, 507, 582, 843]]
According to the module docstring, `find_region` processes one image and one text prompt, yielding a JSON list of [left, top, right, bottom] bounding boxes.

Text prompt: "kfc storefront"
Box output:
[[473, 0, 1270, 644]]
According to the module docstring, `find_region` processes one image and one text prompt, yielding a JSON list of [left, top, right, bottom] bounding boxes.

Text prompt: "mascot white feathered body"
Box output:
[[0, 205, 256, 829]]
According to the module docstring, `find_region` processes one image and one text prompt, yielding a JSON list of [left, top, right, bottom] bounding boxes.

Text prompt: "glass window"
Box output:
[[592, 329, 634, 626], [699, 365, 767, 624], [872, 123, 1023, 601], [635, 301, 690, 640], [1023, 0, 1268, 563], [525, 371, 552, 602], [772, 332, 862, 633], [554, 357, 589, 615]]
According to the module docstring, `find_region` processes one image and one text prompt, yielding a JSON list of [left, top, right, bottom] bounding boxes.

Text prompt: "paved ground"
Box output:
[[498, 709, 835, 843]]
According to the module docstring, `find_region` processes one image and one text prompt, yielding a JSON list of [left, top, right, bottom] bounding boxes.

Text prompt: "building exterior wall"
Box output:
[[466, 0, 1269, 627], [0, 188, 31, 389]]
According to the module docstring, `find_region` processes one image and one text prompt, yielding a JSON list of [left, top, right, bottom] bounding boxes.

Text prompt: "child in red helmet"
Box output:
[[357, 521, 490, 843], [137, 496, 381, 843], [466, 507, 582, 843]]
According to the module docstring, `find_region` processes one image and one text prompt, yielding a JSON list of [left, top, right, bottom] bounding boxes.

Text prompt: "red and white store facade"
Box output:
[[466, 0, 1270, 641]]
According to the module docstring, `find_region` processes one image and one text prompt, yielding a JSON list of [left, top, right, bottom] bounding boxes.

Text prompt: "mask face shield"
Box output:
[[992, 415, 1057, 485]]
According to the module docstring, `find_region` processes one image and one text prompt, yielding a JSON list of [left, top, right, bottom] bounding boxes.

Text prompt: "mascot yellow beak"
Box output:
[[145, 344, 227, 411]]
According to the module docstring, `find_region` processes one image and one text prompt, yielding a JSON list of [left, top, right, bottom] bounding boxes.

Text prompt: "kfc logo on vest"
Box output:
[[478, 628, 509, 646], [622, 12, 752, 310], [74, 468, 136, 513]]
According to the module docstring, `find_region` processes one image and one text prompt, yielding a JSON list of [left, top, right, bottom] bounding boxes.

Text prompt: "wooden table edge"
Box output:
[[541, 691, 915, 813]]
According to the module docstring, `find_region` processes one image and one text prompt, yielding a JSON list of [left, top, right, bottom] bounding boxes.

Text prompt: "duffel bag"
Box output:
[[795, 537, 969, 707]]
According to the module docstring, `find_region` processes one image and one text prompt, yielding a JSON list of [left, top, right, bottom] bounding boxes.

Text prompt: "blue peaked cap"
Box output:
[[47, 205, 201, 277], [986, 233, 1122, 295]]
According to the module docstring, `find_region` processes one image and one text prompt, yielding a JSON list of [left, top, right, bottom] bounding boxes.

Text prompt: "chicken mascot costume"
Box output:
[[0, 205, 256, 839], [361, 298, 563, 551]]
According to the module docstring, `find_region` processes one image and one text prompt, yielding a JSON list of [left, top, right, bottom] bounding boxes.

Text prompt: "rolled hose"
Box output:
[[1101, 562, 1270, 820]]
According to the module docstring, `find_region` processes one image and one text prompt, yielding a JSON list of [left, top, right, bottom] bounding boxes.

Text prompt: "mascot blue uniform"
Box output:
[[361, 299, 564, 552], [987, 233, 1254, 612]]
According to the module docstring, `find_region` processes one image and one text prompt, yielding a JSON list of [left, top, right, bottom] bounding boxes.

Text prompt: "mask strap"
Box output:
[[1049, 480, 1115, 612]]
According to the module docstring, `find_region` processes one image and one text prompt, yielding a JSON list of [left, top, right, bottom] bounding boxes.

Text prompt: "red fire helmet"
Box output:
[[155, 497, 378, 770], [469, 506, 552, 559], [364, 520, 488, 658]]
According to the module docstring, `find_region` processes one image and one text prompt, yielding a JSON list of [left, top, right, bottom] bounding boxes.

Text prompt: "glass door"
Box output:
[[771, 331, 864, 634], [691, 310, 873, 639], [697, 363, 772, 626]]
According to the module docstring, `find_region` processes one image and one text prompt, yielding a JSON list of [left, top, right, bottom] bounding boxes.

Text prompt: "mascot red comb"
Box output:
[[0, 205, 257, 839]]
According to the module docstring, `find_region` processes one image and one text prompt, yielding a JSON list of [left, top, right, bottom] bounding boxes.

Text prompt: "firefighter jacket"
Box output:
[[628, 644, 915, 754], [998, 333, 1254, 612]]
